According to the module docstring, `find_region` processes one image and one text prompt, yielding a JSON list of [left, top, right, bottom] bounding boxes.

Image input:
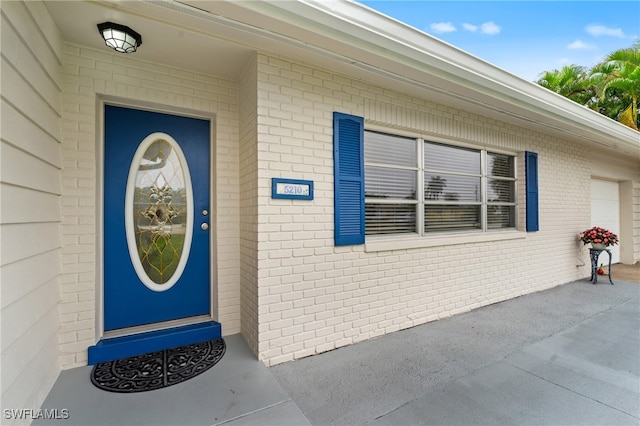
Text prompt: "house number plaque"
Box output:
[[271, 178, 314, 200]]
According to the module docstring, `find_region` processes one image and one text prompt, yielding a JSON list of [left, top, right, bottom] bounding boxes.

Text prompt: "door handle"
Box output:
[[201, 223, 209, 231]]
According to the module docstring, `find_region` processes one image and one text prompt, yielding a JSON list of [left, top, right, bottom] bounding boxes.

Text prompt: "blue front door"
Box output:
[[104, 106, 211, 331]]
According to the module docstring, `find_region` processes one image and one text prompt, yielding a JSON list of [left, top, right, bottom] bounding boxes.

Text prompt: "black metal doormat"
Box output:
[[91, 338, 226, 393]]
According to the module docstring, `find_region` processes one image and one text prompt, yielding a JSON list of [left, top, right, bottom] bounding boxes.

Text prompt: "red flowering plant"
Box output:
[[578, 226, 619, 246]]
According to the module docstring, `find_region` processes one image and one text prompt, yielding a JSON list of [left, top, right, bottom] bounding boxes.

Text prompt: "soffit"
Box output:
[[45, 0, 640, 158], [45, 0, 255, 80], [204, 0, 639, 157]]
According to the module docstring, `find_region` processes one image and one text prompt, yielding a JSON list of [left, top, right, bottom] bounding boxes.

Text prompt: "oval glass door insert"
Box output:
[[125, 132, 193, 292]]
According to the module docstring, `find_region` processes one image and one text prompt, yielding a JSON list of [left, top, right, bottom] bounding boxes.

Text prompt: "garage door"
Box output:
[[590, 179, 620, 263]]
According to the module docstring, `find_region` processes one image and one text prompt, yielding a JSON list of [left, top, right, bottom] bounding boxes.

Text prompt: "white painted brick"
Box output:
[[58, 43, 241, 369], [252, 53, 640, 368], [54, 35, 640, 376]]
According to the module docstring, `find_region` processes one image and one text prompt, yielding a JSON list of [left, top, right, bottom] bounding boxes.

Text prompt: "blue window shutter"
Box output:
[[334, 112, 365, 246], [525, 151, 539, 232]]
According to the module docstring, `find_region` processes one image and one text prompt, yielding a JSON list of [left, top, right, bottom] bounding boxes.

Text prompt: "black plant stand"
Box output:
[[589, 248, 614, 285]]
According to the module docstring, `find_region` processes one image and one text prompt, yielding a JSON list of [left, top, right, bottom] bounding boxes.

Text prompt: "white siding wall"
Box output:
[[58, 44, 241, 368], [0, 0, 63, 420], [251, 53, 631, 366]]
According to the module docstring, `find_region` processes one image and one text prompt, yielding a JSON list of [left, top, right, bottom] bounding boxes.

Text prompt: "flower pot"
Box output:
[[591, 243, 608, 250]]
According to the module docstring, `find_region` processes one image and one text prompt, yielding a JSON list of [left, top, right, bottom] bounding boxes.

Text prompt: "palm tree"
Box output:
[[535, 65, 592, 105], [598, 48, 640, 129], [588, 61, 624, 117], [535, 43, 640, 130]]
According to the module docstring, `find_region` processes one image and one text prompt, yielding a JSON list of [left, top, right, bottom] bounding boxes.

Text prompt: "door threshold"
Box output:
[[88, 321, 222, 365], [103, 315, 213, 339]]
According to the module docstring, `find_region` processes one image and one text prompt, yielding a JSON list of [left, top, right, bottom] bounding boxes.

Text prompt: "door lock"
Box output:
[[201, 223, 209, 231]]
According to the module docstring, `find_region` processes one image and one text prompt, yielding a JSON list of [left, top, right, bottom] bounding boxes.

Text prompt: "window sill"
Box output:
[[364, 230, 527, 252]]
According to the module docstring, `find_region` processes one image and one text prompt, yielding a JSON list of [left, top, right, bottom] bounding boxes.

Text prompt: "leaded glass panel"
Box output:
[[129, 138, 190, 287]]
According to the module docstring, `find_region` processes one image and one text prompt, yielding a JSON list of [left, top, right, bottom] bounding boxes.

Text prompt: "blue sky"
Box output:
[[356, 1, 639, 81]]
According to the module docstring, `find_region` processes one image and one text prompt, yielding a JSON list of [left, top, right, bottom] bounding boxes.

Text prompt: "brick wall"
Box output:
[[58, 44, 240, 368], [239, 53, 260, 355], [253, 53, 606, 366], [54, 43, 638, 371]]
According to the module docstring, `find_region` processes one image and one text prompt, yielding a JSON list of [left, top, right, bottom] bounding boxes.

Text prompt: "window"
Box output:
[[364, 130, 517, 236], [364, 132, 417, 235]]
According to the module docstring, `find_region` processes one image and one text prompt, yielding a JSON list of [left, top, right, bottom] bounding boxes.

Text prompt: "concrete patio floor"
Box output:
[[35, 334, 310, 426], [37, 276, 639, 425], [272, 277, 639, 425]]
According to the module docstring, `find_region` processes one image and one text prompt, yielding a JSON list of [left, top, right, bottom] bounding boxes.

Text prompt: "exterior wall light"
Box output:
[[97, 22, 142, 53]]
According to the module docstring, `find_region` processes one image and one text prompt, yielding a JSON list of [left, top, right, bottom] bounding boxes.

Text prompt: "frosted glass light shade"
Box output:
[[97, 22, 142, 53]]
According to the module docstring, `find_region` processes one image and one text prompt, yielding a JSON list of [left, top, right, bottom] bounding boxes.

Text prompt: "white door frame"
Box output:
[[94, 95, 218, 341]]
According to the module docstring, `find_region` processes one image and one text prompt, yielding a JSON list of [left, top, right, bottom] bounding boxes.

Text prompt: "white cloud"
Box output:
[[462, 23, 478, 32], [430, 22, 456, 33], [480, 21, 501, 35], [585, 24, 625, 38], [568, 39, 597, 50]]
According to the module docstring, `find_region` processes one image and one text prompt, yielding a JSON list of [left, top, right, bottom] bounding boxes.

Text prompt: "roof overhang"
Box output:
[[46, 0, 639, 157]]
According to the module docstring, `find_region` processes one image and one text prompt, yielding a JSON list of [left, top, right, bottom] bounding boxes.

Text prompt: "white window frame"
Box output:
[[364, 128, 523, 250]]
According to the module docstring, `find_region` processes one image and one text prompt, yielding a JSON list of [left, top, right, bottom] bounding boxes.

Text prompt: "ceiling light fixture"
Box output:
[[97, 22, 142, 53]]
